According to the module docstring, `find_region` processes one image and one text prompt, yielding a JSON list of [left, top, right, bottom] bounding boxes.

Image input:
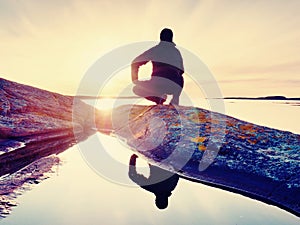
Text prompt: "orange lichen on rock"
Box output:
[[247, 139, 258, 145], [198, 112, 207, 120], [190, 136, 207, 143], [239, 124, 257, 133], [187, 111, 210, 124], [198, 145, 206, 151], [210, 127, 223, 133], [238, 135, 246, 140], [205, 124, 211, 129], [226, 120, 238, 129], [170, 123, 181, 127], [210, 119, 220, 124]]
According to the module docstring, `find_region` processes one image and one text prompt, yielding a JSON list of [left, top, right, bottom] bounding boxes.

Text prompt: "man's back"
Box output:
[[132, 41, 184, 79]]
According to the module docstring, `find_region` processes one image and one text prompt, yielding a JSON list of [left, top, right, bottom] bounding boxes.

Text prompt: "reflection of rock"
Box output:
[[0, 131, 91, 218], [0, 78, 97, 174], [0, 78, 98, 218], [102, 104, 300, 217], [0, 155, 60, 218]]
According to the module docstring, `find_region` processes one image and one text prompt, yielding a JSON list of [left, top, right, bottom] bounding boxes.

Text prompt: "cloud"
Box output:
[[1, 0, 300, 97]]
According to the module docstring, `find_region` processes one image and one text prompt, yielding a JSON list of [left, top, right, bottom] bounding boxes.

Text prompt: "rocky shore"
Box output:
[[0, 78, 299, 218], [0, 78, 98, 217], [0, 78, 97, 174], [109, 104, 300, 217]]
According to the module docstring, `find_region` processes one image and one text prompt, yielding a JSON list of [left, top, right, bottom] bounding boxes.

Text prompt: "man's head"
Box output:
[[160, 28, 173, 43], [155, 193, 170, 210]]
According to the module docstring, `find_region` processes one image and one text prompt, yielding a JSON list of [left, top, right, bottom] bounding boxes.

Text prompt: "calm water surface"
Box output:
[[1, 100, 299, 225]]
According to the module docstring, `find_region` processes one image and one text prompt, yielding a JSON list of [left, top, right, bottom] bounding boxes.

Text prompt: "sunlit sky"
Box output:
[[1, 0, 300, 97]]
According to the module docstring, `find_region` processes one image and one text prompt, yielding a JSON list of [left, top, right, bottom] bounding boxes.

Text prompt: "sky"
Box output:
[[1, 0, 300, 97]]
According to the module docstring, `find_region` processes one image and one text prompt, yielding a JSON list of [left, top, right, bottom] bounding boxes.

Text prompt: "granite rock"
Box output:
[[103, 104, 300, 217], [0, 78, 97, 217], [0, 78, 95, 140], [0, 78, 96, 171]]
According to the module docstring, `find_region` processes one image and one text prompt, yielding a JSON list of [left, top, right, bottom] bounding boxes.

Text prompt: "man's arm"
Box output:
[[131, 48, 153, 83], [128, 154, 149, 185], [131, 62, 141, 83]]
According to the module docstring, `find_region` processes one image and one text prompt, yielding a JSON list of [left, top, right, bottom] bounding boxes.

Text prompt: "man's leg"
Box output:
[[168, 76, 184, 105], [170, 88, 182, 105], [133, 80, 166, 104]]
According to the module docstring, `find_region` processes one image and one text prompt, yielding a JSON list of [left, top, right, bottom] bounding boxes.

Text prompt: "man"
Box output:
[[128, 154, 179, 210], [131, 28, 184, 105]]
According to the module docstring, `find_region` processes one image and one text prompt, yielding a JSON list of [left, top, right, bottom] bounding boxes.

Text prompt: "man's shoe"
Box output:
[[157, 94, 167, 105], [146, 95, 167, 105]]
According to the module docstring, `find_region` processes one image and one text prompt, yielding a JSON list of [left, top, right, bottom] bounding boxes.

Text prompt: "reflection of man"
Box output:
[[131, 28, 184, 105], [128, 154, 179, 210]]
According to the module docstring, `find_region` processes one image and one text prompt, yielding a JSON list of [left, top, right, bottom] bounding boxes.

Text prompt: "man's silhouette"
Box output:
[[128, 154, 179, 210], [131, 28, 184, 105]]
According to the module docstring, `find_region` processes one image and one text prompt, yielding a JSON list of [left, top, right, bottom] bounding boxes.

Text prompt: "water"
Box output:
[[1, 99, 299, 225], [86, 97, 300, 134]]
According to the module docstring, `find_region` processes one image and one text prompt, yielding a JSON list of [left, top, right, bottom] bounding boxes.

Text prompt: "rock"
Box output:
[[0, 78, 101, 218], [0, 78, 97, 174], [0, 92, 10, 117], [1, 78, 299, 217], [0, 78, 96, 139], [99, 104, 300, 217]]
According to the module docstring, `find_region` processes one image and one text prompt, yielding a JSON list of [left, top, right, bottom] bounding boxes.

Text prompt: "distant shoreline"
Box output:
[[76, 95, 300, 101], [223, 96, 300, 101], [75, 96, 141, 99]]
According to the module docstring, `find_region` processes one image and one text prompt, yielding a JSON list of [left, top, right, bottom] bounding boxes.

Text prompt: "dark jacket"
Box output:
[[129, 159, 179, 196], [131, 41, 184, 86]]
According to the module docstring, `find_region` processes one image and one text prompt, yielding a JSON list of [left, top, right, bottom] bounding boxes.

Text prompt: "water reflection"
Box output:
[[128, 154, 179, 209], [2, 132, 300, 225], [0, 130, 95, 218]]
